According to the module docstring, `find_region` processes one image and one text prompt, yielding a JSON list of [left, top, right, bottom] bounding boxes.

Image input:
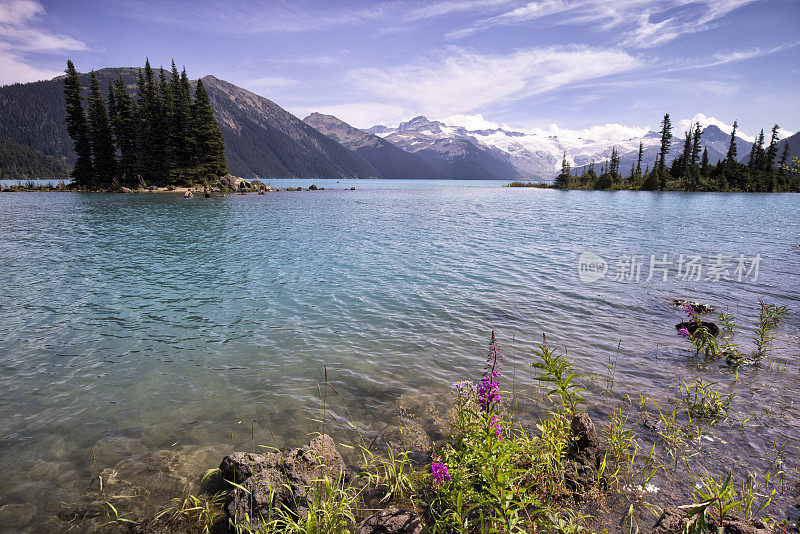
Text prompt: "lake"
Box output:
[[0, 180, 798, 530]]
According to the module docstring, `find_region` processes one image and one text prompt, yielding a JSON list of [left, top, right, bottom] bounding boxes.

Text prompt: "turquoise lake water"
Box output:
[[0, 180, 799, 530]]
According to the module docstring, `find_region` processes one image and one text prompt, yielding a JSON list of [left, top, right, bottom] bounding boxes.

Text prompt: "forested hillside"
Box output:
[[0, 137, 70, 180]]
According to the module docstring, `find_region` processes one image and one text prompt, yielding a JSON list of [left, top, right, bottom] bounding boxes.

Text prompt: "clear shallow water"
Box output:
[[1, 180, 799, 530]]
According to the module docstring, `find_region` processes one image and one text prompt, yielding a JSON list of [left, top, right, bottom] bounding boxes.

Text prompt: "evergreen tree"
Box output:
[[137, 59, 164, 183], [691, 122, 702, 166], [157, 66, 173, 179], [725, 120, 738, 161], [112, 75, 138, 182], [63, 60, 93, 185], [87, 71, 116, 184], [749, 129, 765, 169], [190, 79, 228, 180], [554, 151, 571, 188], [765, 124, 780, 170], [609, 146, 620, 177], [168, 61, 193, 178], [635, 141, 643, 177], [700, 147, 709, 178], [779, 143, 790, 172], [657, 113, 672, 189]]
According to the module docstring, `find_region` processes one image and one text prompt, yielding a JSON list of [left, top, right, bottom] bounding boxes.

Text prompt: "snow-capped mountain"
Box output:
[[365, 115, 761, 180]]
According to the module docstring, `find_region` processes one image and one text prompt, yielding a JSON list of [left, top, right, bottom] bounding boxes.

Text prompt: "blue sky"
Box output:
[[1, 0, 798, 137]]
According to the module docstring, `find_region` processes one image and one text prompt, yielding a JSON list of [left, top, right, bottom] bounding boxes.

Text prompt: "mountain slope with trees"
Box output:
[[0, 137, 70, 180]]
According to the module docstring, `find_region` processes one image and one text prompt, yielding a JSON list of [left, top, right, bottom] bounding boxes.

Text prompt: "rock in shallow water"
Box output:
[[219, 434, 346, 530], [675, 321, 720, 337], [355, 505, 423, 534]]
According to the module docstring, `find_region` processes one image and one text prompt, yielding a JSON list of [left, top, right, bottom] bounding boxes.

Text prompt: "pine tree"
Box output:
[[137, 59, 164, 183], [749, 129, 765, 169], [765, 124, 780, 170], [725, 120, 738, 161], [657, 113, 672, 189], [779, 143, 790, 172], [168, 61, 192, 178], [635, 141, 643, 177], [609, 146, 620, 178], [157, 66, 173, 179], [87, 71, 116, 184], [63, 60, 93, 185], [554, 151, 571, 188], [112, 75, 138, 182], [190, 78, 228, 180], [691, 122, 702, 166], [700, 147, 709, 177]]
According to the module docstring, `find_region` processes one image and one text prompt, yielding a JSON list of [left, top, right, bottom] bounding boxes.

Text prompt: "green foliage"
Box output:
[[359, 444, 415, 504], [531, 339, 585, 417], [681, 379, 735, 421], [751, 300, 787, 358], [682, 471, 740, 534], [268, 474, 357, 534]]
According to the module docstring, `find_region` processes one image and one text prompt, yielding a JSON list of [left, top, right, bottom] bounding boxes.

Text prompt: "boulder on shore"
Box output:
[[564, 412, 602, 489], [219, 434, 346, 530], [218, 174, 250, 191]]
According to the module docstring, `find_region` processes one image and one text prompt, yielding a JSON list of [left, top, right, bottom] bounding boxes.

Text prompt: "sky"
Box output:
[[1, 0, 799, 138]]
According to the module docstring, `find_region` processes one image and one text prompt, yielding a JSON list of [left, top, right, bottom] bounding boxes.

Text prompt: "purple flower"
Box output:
[[477, 331, 503, 412], [679, 327, 692, 339], [490, 416, 503, 440], [685, 305, 697, 319], [477, 373, 500, 412], [431, 459, 451, 484]]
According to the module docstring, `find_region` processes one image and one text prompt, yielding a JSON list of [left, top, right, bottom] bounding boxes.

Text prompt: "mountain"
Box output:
[[0, 68, 380, 179], [201, 76, 379, 179], [367, 117, 762, 180], [0, 136, 70, 180], [776, 131, 800, 163], [302, 112, 440, 179], [369, 116, 519, 180]]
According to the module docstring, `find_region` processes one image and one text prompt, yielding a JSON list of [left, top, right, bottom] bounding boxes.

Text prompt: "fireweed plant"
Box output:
[[422, 332, 587, 533]]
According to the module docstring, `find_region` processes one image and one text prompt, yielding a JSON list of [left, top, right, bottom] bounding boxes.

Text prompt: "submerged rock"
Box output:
[[564, 412, 601, 489], [652, 506, 687, 534], [674, 299, 714, 314], [675, 321, 720, 337], [355, 505, 423, 534], [220, 434, 346, 530], [652, 507, 770, 534]]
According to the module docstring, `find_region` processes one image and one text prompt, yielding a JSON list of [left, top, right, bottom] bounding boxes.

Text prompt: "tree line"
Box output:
[[64, 59, 228, 188], [554, 113, 797, 192]]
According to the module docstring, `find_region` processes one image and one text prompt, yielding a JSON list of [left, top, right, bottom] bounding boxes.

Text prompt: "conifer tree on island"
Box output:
[[63, 60, 93, 186], [87, 71, 117, 183], [62, 59, 228, 189], [190, 79, 228, 181]]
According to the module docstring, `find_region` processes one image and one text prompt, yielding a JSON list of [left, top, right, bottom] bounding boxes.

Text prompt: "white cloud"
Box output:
[[440, 113, 502, 131], [450, 0, 759, 49], [0, 0, 86, 84], [352, 45, 641, 118], [0, 49, 60, 84]]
